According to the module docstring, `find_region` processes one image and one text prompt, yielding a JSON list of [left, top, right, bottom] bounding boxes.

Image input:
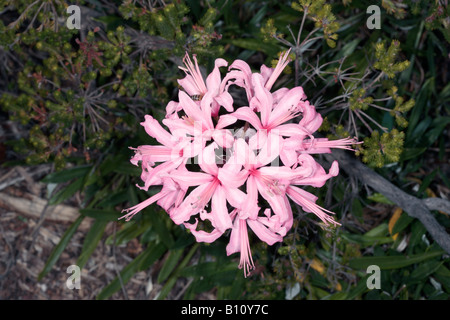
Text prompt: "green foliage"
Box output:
[[358, 129, 405, 168], [373, 40, 410, 78], [291, 0, 340, 47], [349, 88, 373, 111]]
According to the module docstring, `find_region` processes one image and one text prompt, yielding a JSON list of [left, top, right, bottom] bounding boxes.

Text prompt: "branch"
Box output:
[[325, 149, 450, 255]]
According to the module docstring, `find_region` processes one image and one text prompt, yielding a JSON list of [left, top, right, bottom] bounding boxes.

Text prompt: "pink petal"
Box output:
[[274, 123, 311, 137], [170, 182, 212, 224], [213, 91, 234, 116], [255, 132, 283, 166], [268, 86, 305, 127], [229, 107, 262, 130], [223, 187, 247, 209], [178, 75, 202, 96], [165, 170, 213, 188], [211, 185, 233, 232], [251, 73, 273, 126], [286, 185, 340, 226], [233, 138, 257, 169], [216, 114, 237, 130], [247, 219, 283, 246], [184, 219, 224, 243], [257, 166, 296, 180], [141, 115, 174, 147], [198, 142, 219, 176], [206, 58, 228, 92], [226, 215, 241, 255], [272, 87, 290, 105], [265, 49, 291, 91], [212, 129, 234, 149], [259, 64, 273, 84]]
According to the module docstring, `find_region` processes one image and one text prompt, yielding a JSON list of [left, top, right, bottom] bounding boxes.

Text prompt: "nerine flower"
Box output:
[[122, 51, 359, 277]]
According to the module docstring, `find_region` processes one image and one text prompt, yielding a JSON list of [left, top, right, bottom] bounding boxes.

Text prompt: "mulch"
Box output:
[[0, 164, 161, 300]]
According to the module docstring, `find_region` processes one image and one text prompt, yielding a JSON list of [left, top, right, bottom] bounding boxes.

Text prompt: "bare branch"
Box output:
[[325, 149, 450, 255]]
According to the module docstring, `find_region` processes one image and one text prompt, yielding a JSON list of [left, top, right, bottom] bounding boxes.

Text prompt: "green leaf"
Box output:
[[156, 243, 199, 300], [408, 260, 444, 284], [348, 250, 444, 270], [180, 261, 238, 278], [335, 38, 360, 59], [365, 223, 389, 237], [391, 213, 415, 235], [341, 233, 393, 247], [77, 220, 108, 269], [400, 147, 427, 162], [38, 215, 84, 281], [96, 242, 166, 300], [346, 275, 370, 300], [407, 221, 427, 254], [138, 242, 167, 271], [327, 292, 348, 300], [146, 212, 175, 248], [41, 166, 92, 183], [367, 193, 395, 204], [48, 178, 84, 205], [113, 162, 141, 176], [227, 38, 280, 57], [106, 220, 151, 246], [157, 248, 185, 283], [79, 208, 123, 221], [351, 198, 364, 218]]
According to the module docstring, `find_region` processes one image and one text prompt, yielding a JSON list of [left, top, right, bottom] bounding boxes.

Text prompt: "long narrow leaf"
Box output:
[[76, 220, 108, 269], [349, 250, 444, 270], [38, 215, 84, 281]]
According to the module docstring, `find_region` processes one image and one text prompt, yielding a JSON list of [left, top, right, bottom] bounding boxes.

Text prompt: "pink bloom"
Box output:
[[130, 115, 195, 191], [220, 49, 292, 102], [163, 91, 235, 149], [233, 136, 294, 229], [166, 142, 247, 232], [174, 52, 234, 118], [122, 50, 361, 276], [226, 207, 286, 278], [120, 177, 186, 221], [227, 212, 255, 277]]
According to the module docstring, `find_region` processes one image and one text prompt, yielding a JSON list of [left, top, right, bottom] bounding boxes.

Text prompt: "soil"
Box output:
[[0, 164, 164, 300]]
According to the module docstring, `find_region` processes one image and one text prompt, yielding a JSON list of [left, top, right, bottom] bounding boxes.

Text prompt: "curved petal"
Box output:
[[206, 58, 228, 92], [286, 185, 340, 226], [170, 183, 211, 224], [213, 91, 234, 116], [233, 138, 257, 169], [198, 142, 219, 176], [216, 114, 237, 130], [255, 131, 283, 166], [247, 219, 283, 245], [268, 86, 305, 127], [226, 216, 241, 255], [184, 219, 224, 243], [212, 129, 234, 149], [141, 115, 174, 147], [223, 187, 247, 209], [257, 166, 296, 180], [229, 107, 262, 130], [251, 73, 273, 126], [211, 185, 233, 232], [178, 75, 202, 96], [165, 169, 213, 188]]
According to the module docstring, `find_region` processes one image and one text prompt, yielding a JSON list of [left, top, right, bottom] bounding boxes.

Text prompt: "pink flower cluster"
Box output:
[[121, 50, 357, 276]]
